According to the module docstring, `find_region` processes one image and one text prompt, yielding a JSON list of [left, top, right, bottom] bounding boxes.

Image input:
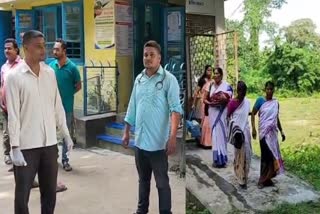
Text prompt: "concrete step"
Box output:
[[105, 122, 135, 139], [96, 134, 135, 156]]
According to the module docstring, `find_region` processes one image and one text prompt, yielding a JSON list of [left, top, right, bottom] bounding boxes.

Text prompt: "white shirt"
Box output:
[[5, 60, 70, 150]]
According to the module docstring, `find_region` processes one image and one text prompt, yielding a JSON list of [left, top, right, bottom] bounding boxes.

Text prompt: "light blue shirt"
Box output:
[[124, 66, 183, 151]]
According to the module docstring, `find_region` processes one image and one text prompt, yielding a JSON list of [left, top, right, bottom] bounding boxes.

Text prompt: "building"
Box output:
[[0, 0, 185, 116]]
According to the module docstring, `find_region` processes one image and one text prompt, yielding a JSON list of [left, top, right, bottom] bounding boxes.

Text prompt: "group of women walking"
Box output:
[[192, 65, 286, 189]]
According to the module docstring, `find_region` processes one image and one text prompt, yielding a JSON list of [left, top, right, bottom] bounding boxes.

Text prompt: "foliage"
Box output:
[[242, 0, 287, 68], [227, 0, 320, 94], [282, 144, 320, 190], [263, 42, 320, 93], [258, 202, 320, 214], [284, 18, 320, 49]]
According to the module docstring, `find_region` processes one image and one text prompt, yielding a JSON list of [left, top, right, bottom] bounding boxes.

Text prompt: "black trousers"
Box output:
[[135, 147, 172, 214], [14, 145, 58, 214]]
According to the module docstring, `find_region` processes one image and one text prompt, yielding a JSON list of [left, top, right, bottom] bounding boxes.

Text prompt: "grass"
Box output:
[[257, 202, 320, 214]]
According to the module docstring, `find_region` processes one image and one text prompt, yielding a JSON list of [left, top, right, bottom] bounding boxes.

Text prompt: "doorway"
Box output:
[[132, 0, 185, 79]]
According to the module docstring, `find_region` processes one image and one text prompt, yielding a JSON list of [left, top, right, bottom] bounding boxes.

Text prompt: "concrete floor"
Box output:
[[0, 145, 185, 214], [186, 144, 320, 214]]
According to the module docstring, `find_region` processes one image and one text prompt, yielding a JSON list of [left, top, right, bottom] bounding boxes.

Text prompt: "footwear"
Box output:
[[264, 180, 275, 187], [63, 162, 72, 171], [56, 183, 68, 193], [4, 155, 12, 165], [32, 181, 39, 189], [239, 184, 247, 189], [257, 183, 264, 189]]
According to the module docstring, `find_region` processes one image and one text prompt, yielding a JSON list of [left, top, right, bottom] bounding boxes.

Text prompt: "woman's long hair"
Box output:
[[198, 65, 212, 89]]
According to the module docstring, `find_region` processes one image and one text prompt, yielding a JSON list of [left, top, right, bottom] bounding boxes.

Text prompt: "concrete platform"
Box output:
[[0, 145, 185, 214]]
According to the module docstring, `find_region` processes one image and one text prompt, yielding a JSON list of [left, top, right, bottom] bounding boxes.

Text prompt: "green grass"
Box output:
[[257, 202, 320, 214]]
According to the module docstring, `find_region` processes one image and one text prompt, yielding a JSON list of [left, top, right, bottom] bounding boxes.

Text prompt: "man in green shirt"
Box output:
[[50, 39, 81, 171]]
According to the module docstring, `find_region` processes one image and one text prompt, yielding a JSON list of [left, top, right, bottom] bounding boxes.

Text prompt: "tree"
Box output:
[[242, 0, 287, 68], [284, 18, 320, 49], [264, 41, 320, 93]]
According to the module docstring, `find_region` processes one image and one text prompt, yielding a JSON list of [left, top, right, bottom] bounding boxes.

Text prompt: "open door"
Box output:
[[0, 11, 13, 66], [163, 7, 185, 66]]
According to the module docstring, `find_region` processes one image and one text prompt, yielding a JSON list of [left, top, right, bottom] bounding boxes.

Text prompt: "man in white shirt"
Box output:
[[6, 30, 73, 214], [0, 38, 22, 166]]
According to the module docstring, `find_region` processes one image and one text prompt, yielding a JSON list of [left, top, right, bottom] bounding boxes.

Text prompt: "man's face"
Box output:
[[4, 42, 18, 61], [143, 47, 161, 70], [24, 37, 46, 62], [53, 42, 65, 59]]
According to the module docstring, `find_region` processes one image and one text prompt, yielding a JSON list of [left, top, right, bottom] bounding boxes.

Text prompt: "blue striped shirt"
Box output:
[[124, 66, 182, 151]]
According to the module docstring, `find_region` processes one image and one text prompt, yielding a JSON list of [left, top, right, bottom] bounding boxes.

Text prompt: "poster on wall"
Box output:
[[115, 1, 133, 56], [167, 11, 181, 42], [94, 0, 115, 49]]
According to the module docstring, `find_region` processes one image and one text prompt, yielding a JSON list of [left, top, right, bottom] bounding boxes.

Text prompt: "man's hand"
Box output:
[[166, 136, 176, 156], [65, 136, 74, 156], [10, 148, 27, 166], [122, 132, 130, 149]]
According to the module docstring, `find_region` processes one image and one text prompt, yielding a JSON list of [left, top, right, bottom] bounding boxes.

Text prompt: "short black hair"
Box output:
[[144, 40, 161, 54], [5, 38, 20, 55], [265, 81, 275, 89], [22, 30, 44, 45], [55, 38, 67, 50]]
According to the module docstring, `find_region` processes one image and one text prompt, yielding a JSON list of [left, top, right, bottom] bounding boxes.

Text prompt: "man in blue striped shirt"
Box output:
[[122, 40, 182, 214]]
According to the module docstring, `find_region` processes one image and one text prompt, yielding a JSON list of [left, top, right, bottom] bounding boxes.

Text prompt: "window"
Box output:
[[35, 6, 61, 59], [15, 1, 84, 64], [15, 10, 34, 46], [62, 2, 83, 61]]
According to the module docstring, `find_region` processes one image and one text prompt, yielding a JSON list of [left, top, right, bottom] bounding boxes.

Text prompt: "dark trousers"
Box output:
[[135, 147, 172, 214], [14, 145, 58, 214], [2, 111, 10, 155]]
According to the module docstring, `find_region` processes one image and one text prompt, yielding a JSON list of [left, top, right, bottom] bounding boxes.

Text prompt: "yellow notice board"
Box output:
[[94, 0, 115, 49]]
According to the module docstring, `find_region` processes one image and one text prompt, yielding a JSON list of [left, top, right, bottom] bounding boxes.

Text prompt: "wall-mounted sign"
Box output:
[[186, 0, 215, 16], [115, 1, 133, 56], [94, 0, 115, 49]]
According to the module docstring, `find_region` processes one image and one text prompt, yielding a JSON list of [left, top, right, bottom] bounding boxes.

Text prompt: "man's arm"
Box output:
[[5, 73, 20, 148], [167, 75, 182, 138], [53, 74, 71, 140], [73, 66, 82, 93], [122, 81, 137, 148]]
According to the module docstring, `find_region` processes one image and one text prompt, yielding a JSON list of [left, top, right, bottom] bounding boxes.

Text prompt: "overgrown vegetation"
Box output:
[[225, 0, 320, 95]]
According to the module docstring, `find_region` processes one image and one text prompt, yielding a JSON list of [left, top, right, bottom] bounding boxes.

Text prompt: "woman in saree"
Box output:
[[204, 67, 233, 167], [251, 81, 286, 189], [192, 65, 212, 124], [227, 81, 252, 189], [192, 65, 212, 149]]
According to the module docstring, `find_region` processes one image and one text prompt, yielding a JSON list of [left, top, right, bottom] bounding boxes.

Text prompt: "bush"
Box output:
[[282, 144, 320, 190]]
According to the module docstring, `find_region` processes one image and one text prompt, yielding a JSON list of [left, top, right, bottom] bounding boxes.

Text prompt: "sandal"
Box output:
[[56, 182, 68, 193], [4, 155, 12, 165]]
